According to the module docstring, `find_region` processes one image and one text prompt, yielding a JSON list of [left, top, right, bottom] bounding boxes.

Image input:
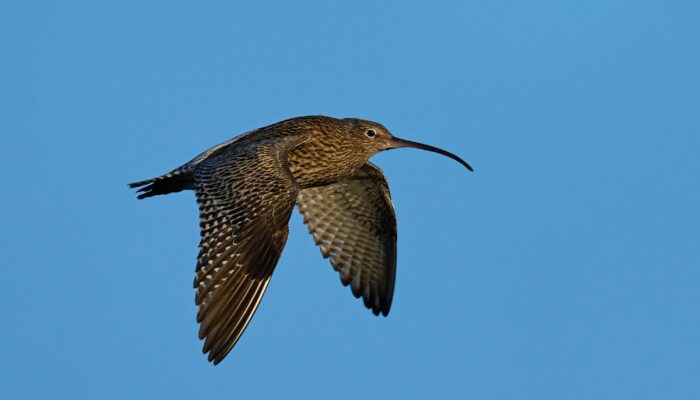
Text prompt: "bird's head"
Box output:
[[343, 118, 474, 171]]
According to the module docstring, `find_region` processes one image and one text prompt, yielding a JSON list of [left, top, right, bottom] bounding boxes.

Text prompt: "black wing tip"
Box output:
[[377, 301, 391, 317], [210, 353, 223, 365], [380, 300, 392, 316], [342, 278, 392, 317], [206, 345, 231, 366], [367, 303, 391, 317], [203, 343, 223, 365]]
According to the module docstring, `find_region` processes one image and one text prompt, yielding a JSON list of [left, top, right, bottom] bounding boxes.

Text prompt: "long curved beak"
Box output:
[[386, 137, 474, 172]]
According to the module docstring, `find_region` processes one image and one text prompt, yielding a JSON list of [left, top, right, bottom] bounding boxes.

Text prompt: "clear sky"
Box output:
[[1, 1, 698, 399]]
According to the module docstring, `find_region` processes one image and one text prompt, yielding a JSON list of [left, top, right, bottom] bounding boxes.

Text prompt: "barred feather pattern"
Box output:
[[297, 163, 397, 316], [193, 136, 305, 364]]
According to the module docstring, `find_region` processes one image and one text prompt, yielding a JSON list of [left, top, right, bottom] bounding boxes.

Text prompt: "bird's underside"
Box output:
[[129, 134, 397, 364]]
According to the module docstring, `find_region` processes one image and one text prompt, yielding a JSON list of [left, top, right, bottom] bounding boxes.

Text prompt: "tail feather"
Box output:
[[129, 171, 195, 199]]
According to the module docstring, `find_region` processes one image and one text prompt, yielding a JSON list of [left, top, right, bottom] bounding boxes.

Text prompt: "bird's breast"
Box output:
[[287, 139, 366, 189]]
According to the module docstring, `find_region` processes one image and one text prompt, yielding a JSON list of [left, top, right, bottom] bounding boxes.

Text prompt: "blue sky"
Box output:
[[1, 1, 698, 399]]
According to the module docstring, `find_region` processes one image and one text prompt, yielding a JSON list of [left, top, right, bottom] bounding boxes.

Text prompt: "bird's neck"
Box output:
[[287, 136, 367, 189]]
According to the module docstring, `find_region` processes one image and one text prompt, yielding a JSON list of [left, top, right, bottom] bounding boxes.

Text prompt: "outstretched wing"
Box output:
[[297, 163, 397, 316], [194, 136, 305, 364]]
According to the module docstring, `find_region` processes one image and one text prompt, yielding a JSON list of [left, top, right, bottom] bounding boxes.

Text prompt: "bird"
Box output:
[[129, 115, 472, 364]]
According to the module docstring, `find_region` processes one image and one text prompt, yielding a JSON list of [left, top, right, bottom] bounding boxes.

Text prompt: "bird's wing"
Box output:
[[194, 136, 305, 364], [297, 162, 397, 316]]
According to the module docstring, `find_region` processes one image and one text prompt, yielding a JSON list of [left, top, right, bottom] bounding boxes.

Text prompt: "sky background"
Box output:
[[1, 1, 698, 399]]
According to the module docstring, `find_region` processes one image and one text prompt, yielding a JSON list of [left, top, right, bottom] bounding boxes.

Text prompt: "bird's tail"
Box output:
[[128, 170, 195, 199]]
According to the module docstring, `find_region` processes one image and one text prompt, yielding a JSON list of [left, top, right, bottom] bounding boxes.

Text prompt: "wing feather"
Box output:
[[193, 136, 304, 364], [297, 163, 397, 316]]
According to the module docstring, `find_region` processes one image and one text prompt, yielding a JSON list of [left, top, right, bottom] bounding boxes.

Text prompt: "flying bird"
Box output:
[[129, 115, 472, 364]]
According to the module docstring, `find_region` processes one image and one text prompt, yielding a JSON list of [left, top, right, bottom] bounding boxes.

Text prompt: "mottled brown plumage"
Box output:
[[129, 115, 472, 364]]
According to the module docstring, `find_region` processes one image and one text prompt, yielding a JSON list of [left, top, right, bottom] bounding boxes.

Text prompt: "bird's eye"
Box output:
[[366, 129, 376, 138]]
